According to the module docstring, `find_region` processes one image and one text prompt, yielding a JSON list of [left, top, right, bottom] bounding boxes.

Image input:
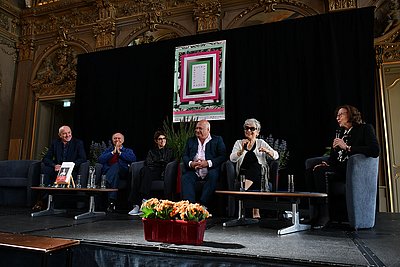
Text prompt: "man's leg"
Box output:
[[199, 168, 219, 205], [181, 171, 197, 203], [105, 164, 120, 201], [41, 164, 57, 186]]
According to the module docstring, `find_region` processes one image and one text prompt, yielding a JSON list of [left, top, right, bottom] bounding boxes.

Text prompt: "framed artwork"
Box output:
[[55, 162, 75, 186], [173, 40, 226, 122]]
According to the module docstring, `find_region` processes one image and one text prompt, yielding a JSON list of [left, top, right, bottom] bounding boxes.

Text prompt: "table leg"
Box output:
[[277, 202, 311, 235], [74, 195, 106, 220], [223, 200, 259, 227], [31, 195, 66, 217]]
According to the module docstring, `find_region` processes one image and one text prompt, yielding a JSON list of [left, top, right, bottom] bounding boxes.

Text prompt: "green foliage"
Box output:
[[162, 117, 197, 160], [39, 146, 48, 160], [141, 206, 157, 219], [89, 140, 111, 166], [264, 134, 290, 170]]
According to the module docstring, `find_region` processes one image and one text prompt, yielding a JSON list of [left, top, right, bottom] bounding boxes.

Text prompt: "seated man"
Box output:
[[128, 130, 175, 215], [33, 125, 87, 210], [98, 132, 136, 212], [181, 120, 226, 206]]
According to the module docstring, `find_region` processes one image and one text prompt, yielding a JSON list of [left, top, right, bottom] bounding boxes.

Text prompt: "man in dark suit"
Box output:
[[42, 125, 87, 185], [33, 125, 87, 211], [181, 120, 226, 205]]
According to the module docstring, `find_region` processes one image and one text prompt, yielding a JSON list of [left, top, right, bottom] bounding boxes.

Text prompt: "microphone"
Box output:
[[334, 128, 342, 151], [335, 128, 341, 139]]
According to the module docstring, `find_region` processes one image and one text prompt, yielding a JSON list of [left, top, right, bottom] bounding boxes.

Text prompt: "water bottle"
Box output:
[[260, 166, 269, 192], [260, 169, 266, 192], [88, 166, 95, 188], [90, 174, 96, 189]]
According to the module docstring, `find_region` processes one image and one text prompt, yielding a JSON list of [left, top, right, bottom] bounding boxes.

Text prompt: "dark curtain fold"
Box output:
[[75, 7, 375, 187]]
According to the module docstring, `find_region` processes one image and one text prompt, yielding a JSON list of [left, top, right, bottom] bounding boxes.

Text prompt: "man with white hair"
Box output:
[[42, 125, 87, 184], [98, 132, 136, 212], [33, 125, 87, 211], [181, 120, 226, 206]]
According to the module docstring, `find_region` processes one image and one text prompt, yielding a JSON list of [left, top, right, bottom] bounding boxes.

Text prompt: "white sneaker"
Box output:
[[128, 205, 142, 216]]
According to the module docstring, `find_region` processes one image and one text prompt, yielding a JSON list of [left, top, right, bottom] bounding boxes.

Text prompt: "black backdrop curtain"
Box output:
[[75, 7, 375, 188]]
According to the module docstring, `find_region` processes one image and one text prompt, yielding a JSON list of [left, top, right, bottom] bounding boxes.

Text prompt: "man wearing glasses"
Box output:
[[181, 120, 227, 206]]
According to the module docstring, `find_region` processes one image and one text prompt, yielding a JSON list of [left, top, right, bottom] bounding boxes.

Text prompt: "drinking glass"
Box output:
[[76, 175, 82, 188], [240, 175, 246, 191], [101, 175, 106, 189], [39, 174, 45, 187], [288, 175, 294, 192]]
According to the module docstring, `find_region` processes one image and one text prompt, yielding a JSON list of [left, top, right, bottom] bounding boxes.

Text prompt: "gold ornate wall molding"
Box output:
[[194, 1, 221, 32], [17, 38, 34, 61], [375, 23, 400, 65], [120, 10, 191, 47], [31, 42, 88, 98], [225, 0, 318, 29], [326, 0, 357, 12]]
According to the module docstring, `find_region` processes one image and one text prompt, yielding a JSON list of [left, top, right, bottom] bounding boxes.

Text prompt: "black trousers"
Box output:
[[305, 164, 346, 204], [130, 166, 169, 205]]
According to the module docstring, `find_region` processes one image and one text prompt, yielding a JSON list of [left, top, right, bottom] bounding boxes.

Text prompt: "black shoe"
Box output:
[[107, 202, 116, 213], [312, 216, 330, 230], [32, 200, 44, 211]]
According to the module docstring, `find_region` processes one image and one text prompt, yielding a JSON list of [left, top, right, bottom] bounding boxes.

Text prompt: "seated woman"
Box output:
[[230, 118, 279, 218], [305, 105, 379, 229], [128, 130, 175, 215]]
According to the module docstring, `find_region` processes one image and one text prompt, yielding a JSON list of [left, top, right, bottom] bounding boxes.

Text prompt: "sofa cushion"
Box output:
[[0, 160, 37, 178], [0, 177, 28, 187]]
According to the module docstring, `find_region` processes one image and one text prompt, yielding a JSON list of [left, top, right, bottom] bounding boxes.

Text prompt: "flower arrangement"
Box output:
[[140, 198, 211, 222], [264, 134, 290, 170]]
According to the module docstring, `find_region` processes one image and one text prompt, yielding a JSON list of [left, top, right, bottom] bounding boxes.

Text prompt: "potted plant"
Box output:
[[264, 134, 289, 170], [140, 198, 210, 245], [162, 117, 197, 193], [162, 117, 197, 160]]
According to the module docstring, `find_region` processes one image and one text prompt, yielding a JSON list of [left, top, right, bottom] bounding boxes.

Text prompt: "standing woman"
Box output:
[[230, 118, 279, 217], [306, 105, 380, 228]]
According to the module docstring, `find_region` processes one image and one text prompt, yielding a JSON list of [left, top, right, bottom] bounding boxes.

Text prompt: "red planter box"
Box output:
[[142, 218, 206, 245]]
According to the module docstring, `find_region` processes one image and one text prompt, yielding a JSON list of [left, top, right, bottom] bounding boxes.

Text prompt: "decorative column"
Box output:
[[94, 0, 116, 50], [8, 22, 35, 159], [194, 1, 221, 33]]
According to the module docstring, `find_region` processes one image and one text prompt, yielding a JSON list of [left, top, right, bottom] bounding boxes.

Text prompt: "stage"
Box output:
[[0, 206, 398, 266]]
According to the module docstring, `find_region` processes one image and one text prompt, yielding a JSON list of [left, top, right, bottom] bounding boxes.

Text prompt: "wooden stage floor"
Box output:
[[0, 206, 398, 266]]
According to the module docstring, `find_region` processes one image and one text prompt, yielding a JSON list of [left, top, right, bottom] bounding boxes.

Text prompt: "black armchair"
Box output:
[[305, 154, 379, 229], [130, 160, 179, 201], [0, 160, 41, 206]]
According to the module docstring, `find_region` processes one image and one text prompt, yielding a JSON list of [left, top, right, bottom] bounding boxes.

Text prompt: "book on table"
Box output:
[[55, 162, 75, 185]]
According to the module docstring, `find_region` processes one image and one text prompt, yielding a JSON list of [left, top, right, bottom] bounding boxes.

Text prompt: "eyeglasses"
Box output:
[[244, 126, 257, 132], [336, 112, 347, 118], [157, 137, 166, 141]]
